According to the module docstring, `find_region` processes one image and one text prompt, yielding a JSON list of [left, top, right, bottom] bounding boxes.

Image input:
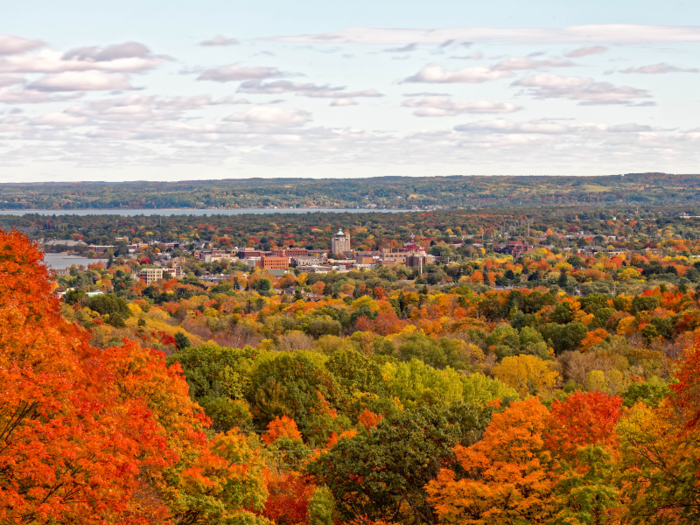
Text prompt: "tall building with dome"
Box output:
[[331, 229, 351, 255]]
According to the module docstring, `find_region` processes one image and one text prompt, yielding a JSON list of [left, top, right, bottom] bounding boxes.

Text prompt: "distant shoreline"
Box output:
[[0, 208, 411, 217]]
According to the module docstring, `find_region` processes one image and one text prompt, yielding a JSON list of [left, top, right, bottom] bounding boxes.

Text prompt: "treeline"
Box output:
[[7, 205, 700, 255], [3, 172, 700, 210]]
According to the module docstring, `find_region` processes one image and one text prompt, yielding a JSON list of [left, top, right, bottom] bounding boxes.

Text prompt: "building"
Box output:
[[293, 256, 323, 266], [331, 229, 351, 255], [258, 256, 289, 271], [139, 266, 183, 285], [271, 248, 309, 258], [496, 240, 534, 259]]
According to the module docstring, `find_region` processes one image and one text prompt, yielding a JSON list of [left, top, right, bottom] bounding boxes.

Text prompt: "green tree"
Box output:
[[307, 404, 491, 525], [175, 331, 191, 350]]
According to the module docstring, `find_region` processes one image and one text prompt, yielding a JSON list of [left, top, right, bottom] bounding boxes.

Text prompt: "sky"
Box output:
[[2, 0, 700, 182]]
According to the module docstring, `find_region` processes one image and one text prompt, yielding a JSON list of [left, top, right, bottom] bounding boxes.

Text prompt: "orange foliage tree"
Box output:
[[426, 397, 558, 524], [544, 391, 623, 460], [0, 230, 269, 524], [263, 415, 303, 445]]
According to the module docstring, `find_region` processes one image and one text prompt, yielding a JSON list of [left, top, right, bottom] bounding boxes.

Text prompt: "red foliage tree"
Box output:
[[545, 391, 623, 460]]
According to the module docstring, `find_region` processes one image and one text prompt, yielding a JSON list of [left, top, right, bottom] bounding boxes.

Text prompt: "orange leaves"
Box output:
[[545, 391, 623, 460], [580, 328, 609, 351], [426, 398, 558, 525], [263, 416, 303, 445], [669, 342, 700, 431], [0, 230, 269, 524], [357, 409, 383, 430], [262, 471, 314, 525]]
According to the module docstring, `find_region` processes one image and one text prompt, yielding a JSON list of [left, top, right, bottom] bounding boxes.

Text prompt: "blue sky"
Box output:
[[2, 0, 700, 181]]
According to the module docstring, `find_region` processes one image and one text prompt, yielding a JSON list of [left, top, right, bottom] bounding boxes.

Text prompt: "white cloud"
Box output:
[[0, 34, 43, 55], [237, 80, 383, 100], [238, 80, 341, 94], [28, 71, 134, 91], [0, 87, 83, 104], [493, 57, 573, 71], [513, 73, 651, 105], [305, 89, 383, 99], [455, 118, 574, 134], [384, 43, 418, 53], [404, 64, 511, 83], [197, 64, 285, 82], [454, 118, 666, 135], [0, 43, 165, 73], [0, 75, 24, 88], [32, 112, 89, 126], [565, 46, 607, 57], [272, 25, 700, 45], [200, 35, 240, 46], [331, 98, 357, 106], [224, 106, 311, 127], [403, 96, 521, 117], [620, 63, 699, 74], [449, 51, 484, 60]]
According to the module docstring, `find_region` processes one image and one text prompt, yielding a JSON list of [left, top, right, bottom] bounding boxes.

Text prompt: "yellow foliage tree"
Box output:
[[491, 355, 559, 398]]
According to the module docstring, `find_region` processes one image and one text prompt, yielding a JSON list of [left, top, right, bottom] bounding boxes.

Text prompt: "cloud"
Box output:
[[620, 63, 699, 74], [238, 80, 341, 94], [0, 87, 83, 104], [449, 51, 484, 60], [384, 43, 418, 53], [272, 25, 700, 45], [331, 98, 357, 106], [28, 71, 135, 91], [607, 123, 657, 132], [197, 64, 285, 82], [0, 75, 24, 87], [237, 80, 383, 100], [493, 57, 574, 71], [0, 34, 43, 55], [63, 94, 249, 122], [224, 106, 311, 127], [404, 64, 512, 83], [565, 46, 607, 57], [454, 118, 666, 135], [513, 73, 651, 105], [403, 96, 521, 117], [32, 112, 89, 126], [200, 35, 240, 46], [305, 89, 383, 99], [455, 118, 573, 134], [0, 43, 165, 73]]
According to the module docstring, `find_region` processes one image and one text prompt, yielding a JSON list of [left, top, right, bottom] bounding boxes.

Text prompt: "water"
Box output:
[[0, 208, 409, 217], [43, 254, 104, 270]]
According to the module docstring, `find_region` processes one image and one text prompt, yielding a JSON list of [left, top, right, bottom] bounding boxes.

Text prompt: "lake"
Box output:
[[0, 208, 409, 217], [43, 254, 104, 270]]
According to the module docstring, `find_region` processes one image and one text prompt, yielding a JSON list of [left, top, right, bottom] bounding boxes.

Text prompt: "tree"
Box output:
[[426, 398, 558, 525], [550, 446, 619, 525], [308, 486, 335, 525], [545, 391, 623, 461], [0, 230, 271, 524], [491, 355, 559, 398], [248, 354, 343, 437], [263, 415, 303, 445], [175, 331, 192, 350], [308, 404, 491, 525]]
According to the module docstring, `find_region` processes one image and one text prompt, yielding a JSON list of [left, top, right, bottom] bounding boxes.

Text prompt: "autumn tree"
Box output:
[[426, 398, 558, 525], [491, 355, 559, 398]]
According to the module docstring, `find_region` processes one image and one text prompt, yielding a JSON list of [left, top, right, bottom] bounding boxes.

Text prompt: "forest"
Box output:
[[1, 201, 700, 524], [3, 172, 700, 210]]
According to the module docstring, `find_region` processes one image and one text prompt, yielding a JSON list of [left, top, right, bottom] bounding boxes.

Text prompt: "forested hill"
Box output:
[[2, 172, 700, 210]]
